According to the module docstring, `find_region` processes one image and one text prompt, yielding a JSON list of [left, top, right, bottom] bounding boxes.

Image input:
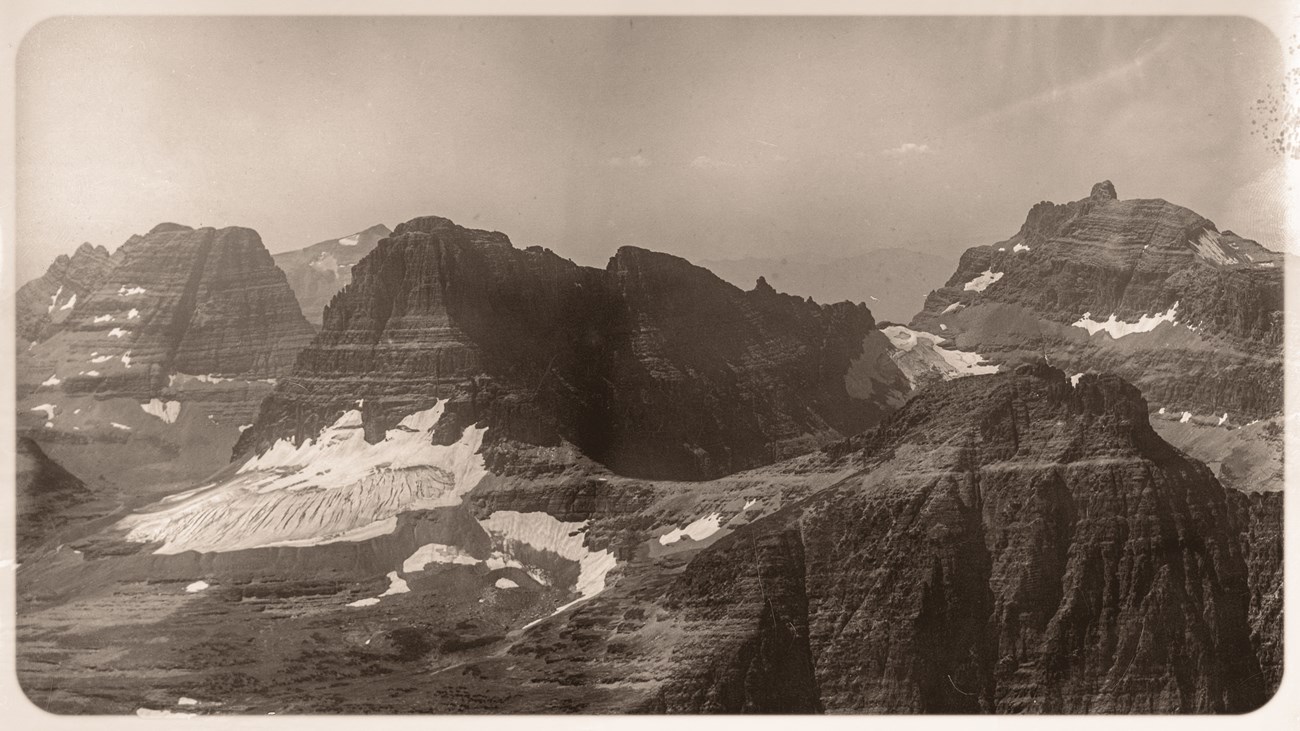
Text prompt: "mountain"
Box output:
[[272, 224, 391, 324], [901, 181, 1284, 491], [16, 437, 97, 558], [700, 248, 955, 324], [237, 215, 911, 481], [16, 364, 1280, 714], [16, 223, 318, 492], [16, 242, 115, 344]]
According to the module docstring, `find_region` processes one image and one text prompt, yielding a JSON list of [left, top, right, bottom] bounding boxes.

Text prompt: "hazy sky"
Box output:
[[16, 15, 1288, 283]]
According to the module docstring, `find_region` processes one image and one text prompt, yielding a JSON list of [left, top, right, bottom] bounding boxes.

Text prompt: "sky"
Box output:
[[15, 15, 1290, 283]]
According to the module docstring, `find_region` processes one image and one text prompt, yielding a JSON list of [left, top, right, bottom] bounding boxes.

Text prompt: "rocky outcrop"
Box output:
[[17, 224, 318, 490], [272, 223, 391, 324], [1228, 489, 1283, 698], [500, 365, 1273, 713], [16, 242, 115, 344], [239, 215, 910, 481], [16, 437, 94, 557], [906, 182, 1284, 490]]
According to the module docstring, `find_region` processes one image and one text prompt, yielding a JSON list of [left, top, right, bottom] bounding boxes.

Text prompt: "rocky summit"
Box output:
[[238, 215, 911, 481], [901, 182, 1284, 491], [16, 242, 115, 345], [272, 223, 392, 325], [16, 224, 317, 492]]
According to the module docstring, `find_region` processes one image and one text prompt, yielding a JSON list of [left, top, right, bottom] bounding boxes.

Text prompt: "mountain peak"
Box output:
[[147, 222, 194, 235], [1090, 180, 1118, 201]]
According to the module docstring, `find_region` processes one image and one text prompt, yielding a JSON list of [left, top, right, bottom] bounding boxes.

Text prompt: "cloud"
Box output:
[[882, 142, 932, 157], [606, 153, 651, 168], [689, 155, 735, 169]]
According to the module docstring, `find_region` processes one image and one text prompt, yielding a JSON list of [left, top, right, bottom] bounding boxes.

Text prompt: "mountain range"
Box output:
[[13, 182, 1284, 715]]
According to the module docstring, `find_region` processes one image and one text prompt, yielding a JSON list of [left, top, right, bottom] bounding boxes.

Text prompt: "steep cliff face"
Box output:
[[906, 182, 1283, 490], [16, 437, 96, 558], [16, 223, 317, 490], [239, 215, 909, 480], [16, 242, 115, 344], [495, 365, 1272, 713], [1228, 489, 1283, 698], [272, 223, 391, 324]]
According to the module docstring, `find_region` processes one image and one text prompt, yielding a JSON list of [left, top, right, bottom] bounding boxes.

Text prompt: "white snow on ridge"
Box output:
[[963, 269, 1004, 292], [1189, 229, 1235, 266], [1071, 302, 1179, 339], [941, 302, 964, 315], [141, 399, 182, 424], [1012, 243, 1030, 253], [59, 294, 77, 311], [48, 286, 63, 314], [30, 404, 56, 420], [658, 513, 724, 545], [40, 374, 61, 387], [117, 401, 489, 554], [338, 234, 361, 246]]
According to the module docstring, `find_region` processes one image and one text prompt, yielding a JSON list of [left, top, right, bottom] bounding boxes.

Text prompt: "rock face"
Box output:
[[272, 223, 392, 324], [16, 437, 94, 558], [906, 182, 1284, 489], [498, 365, 1274, 713], [239, 215, 910, 480], [16, 224, 317, 490], [16, 242, 115, 344], [1228, 489, 1283, 698]]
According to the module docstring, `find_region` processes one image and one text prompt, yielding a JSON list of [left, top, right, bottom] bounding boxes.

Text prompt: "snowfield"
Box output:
[[1071, 302, 1179, 339], [117, 400, 489, 554]]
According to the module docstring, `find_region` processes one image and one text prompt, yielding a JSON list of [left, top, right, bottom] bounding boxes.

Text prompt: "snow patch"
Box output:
[[59, 293, 77, 311], [141, 399, 182, 424], [884, 325, 999, 385], [1181, 411, 1193, 423], [402, 543, 480, 572], [1189, 229, 1234, 265], [1013, 243, 1030, 253], [347, 597, 380, 608], [480, 511, 617, 619], [117, 401, 488, 554], [743, 498, 758, 510], [177, 698, 199, 706], [93, 314, 113, 323], [1070, 373, 1083, 388], [941, 302, 964, 315], [379, 571, 409, 597], [963, 269, 1004, 292], [185, 581, 209, 593], [107, 327, 130, 338], [90, 354, 112, 363], [1218, 413, 1229, 426], [47, 286, 63, 314], [84, 370, 101, 377], [1071, 302, 1179, 339], [121, 351, 132, 368], [495, 578, 519, 589], [111, 422, 132, 431], [939, 323, 948, 331], [658, 513, 724, 545], [338, 234, 360, 246], [30, 404, 56, 420], [127, 308, 140, 319], [237, 423, 252, 432], [118, 285, 146, 296]]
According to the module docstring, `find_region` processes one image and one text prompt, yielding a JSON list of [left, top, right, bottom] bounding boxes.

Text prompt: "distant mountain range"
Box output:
[[700, 247, 955, 323], [272, 224, 392, 326]]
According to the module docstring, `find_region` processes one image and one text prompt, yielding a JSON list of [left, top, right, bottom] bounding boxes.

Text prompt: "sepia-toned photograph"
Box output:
[[5, 5, 1292, 718]]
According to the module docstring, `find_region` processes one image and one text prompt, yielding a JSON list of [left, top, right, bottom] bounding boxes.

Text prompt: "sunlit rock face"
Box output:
[[904, 182, 1283, 491], [16, 242, 115, 345], [16, 224, 318, 490], [238, 215, 910, 481]]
